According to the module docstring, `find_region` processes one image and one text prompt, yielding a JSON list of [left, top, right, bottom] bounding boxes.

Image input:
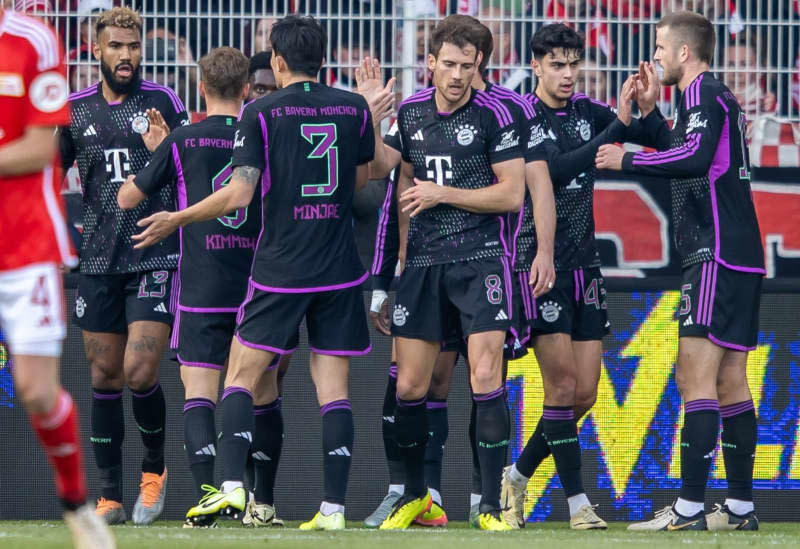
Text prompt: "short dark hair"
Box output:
[[198, 47, 249, 100], [96, 6, 142, 39], [269, 15, 326, 78], [657, 10, 716, 64], [430, 14, 483, 60], [249, 51, 272, 77], [472, 18, 494, 73], [529, 23, 584, 61]]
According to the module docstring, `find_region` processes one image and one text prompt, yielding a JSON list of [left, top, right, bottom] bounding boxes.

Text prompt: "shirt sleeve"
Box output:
[[59, 124, 76, 172], [383, 121, 402, 152], [589, 98, 619, 132], [397, 108, 411, 163], [357, 101, 375, 165], [486, 109, 523, 165], [623, 107, 672, 150], [23, 38, 69, 128], [622, 97, 723, 178], [371, 174, 399, 291], [231, 103, 266, 171], [134, 134, 176, 197], [162, 93, 189, 130]]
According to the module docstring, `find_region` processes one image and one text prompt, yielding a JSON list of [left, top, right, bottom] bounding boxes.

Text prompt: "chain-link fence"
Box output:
[[11, 0, 800, 120]]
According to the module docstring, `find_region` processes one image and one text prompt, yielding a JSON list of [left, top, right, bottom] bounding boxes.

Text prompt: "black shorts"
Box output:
[[677, 261, 762, 350], [392, 257, 513, 342], [235, 281, 371, 356], [73, 270, 176, 333], [518, 267, 609, 342], [171, 310, 235, 370]]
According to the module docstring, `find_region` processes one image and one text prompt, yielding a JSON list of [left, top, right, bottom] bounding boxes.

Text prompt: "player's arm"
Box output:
[[355, 102, 377, 192], [118, 135, 175, 209], [396, 160, 412, 270], [527, 160, 556, 297], [0, 126, 60, 176], [370, 141, 402, 180], [59, 124, 76, 172]]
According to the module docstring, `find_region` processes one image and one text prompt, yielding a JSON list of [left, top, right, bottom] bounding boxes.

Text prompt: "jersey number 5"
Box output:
[[301, 123, 339, 197], [212, 161, 248, 229]]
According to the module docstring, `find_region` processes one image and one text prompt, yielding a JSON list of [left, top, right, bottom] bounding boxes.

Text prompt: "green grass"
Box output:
[[1, 521, 799, 549]]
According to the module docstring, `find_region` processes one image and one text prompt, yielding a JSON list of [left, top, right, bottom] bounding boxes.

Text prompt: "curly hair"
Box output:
[[95, 6, 143, 38]]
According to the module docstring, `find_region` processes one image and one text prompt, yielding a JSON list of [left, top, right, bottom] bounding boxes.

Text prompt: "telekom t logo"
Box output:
[[425, 155, 452, 186], [104, 148, 130, 183]]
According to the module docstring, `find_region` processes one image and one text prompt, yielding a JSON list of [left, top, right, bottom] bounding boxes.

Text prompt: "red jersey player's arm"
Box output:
[[0, 126, 59, 176]]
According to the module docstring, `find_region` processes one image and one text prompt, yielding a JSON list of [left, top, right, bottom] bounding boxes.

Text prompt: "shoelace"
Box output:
[[653, 505, 673, 518], [198, 484, 220, 505], [139, 474, 164, 506], [95, 497, 119, 513]]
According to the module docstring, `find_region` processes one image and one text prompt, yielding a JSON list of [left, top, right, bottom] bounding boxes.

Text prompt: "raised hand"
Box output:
[[617, 75, 637, 127], [355, 57, 397, 126], [142, 108, 170, 152], [635, 61, 660, 117]]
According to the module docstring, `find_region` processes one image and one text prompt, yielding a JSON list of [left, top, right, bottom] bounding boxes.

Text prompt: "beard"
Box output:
[[100, 58, 141, 95], [658, 62, 680, 86]]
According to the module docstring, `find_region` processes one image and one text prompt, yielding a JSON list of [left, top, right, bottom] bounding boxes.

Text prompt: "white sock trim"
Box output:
[[388, 484, 405, 496], [221, 480, 243, 493], [567, 493, 591, 517], [724, 498, 754, 515], [320, 501, 345, 516], [429, 488, 442, 506], [470, 493, 482, 507], [674, 498, 704, 517], [508, 463, 529, 486]]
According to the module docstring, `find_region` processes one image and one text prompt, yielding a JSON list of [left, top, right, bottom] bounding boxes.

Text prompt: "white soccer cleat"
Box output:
[[570, 504, 607, 530], [500, 465, 526, 528], [627, 504, 706, 531], [64, 503, 117, 549]]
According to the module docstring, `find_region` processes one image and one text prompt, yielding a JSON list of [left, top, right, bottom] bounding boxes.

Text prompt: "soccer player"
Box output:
[[0, 6, 114, 548], [130, 15, 385, 531], [596, 11, 763, 531], [381, 16, 525, 531], [248, 51, 277, 100], [499, 22, 661, 530], [59, 6, 189, 525], [117, 47, 284, 529]]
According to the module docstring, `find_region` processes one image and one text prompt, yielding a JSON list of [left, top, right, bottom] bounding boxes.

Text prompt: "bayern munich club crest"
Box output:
[[130, 111, 150, 134], [456, 124, 476, 146], [578, 119, 591, 141], [393, 304, 409, 326], [75, 296, 86, 318], [539, 300, 562, 323]]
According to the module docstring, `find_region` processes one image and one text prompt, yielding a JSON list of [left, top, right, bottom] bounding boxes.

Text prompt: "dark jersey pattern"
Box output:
[[232, 81, 375, 291], [134, 115, 262, 310], [622, 72, 765, 272], [60, 79, 189, 274], [371, 122, 401, 292], [397, 87, 523, 268]]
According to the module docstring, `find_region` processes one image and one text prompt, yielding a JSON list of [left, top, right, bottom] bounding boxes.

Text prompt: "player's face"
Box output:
[[724, 45, 757, 92], [254, 18, 276, 53], [248, 69, 277, 100], [533, 48, 581, 101], [95, 26, 142, 94], [653, 27, 682, 86], [429, 42, 481, 107]]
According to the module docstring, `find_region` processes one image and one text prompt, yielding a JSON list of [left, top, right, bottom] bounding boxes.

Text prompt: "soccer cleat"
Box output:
[[133, 468, 167, 525], [186, 484, 246, 522], [570, 504, 608, 530], [468, 504, 480, 529], [706, 503, 759, 531], [242, 500, 285, 527], [379, 492, 432, 530], [414, 502, 448, 527], [298, 511, 345, 530], [364, 490, 403, 528], [94, 497, 126, 525], [627, 504, 707, 531], [182, 516, 218, 528], [501, 466, 526, 528], [64, 503, 117, 549], [477, 509, 514, 531]]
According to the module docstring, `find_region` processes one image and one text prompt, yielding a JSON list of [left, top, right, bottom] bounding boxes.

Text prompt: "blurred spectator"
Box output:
[[76, 0, 112, 47], [328, 25, 370, 90], [724, 37, 777, 119], [479, 3, 525, 88], [661, 0, 744, 38], [13, 0, 54, 23], [581, 47, 614, 106], [793, 50, 799, 113], [546, 0, 613, 62], [252, 17, 277, 54], [68, 43, 99, 91], [248, 51, 277, 100], [143, 32, 199, 110]]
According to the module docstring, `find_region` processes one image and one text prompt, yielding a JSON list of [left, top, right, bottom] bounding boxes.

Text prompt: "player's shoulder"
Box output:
[[473, 88, 515, 129], [1, 11, 60, 71], [570, 91, 613, 112], [138, 79, 186, 115], [321, 84, 369, 106], [487, 84, 535, 119], [69, 82, 101, 104], [398, 86, 435, 114]]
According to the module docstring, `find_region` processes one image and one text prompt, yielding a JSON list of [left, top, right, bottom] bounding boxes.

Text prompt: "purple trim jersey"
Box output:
[[622, 72, 765, 272], [134, 115, 261, 311], [232, 81, 375, 291], [60, 79, 189, 274], [371, 122, 402, 291], [396, 87, 523, 267]]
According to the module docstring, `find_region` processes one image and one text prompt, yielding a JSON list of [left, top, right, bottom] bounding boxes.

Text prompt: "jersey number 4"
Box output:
[[301, 123, 339, 197], [212, 161, 248, 229]]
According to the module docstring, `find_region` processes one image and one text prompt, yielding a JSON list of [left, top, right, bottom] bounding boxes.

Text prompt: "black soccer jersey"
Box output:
[[622, 72, 765, 272], [371, 122, 402, 291], [397, 87, 523, 268], [232, 81, 375, 291], [60, 79, 189, 274], [134, 115, 262, 310]]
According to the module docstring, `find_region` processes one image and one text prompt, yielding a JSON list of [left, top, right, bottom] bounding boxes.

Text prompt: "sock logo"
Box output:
[[195, 444, 216, 456], [90, 436, 112, 444], [327, 446, 351, 457], [478, 439, 509, 449], [137, 424, 163, 435], [252, 451, 271, 461], [233, 431, 252, 443]]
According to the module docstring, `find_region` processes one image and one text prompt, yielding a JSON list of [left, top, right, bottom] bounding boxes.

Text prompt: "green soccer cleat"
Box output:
[[468, 503, 480, 529], [477, 509, 514, 531], [414, 502, 448, 527], [185, 484, 246, 523], [379, 492, 432, 530], [298, 511, 345, 530]]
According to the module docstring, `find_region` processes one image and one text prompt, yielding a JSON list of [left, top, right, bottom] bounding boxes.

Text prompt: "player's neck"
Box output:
[[535, 85, 567, 109], [677, 63, 710, 93], [434, 87, 472, 114], [101, 80, 128, 104], [471, 73, 487, 91], [205, 99, 242, 118], [281, 74, 317, 87]]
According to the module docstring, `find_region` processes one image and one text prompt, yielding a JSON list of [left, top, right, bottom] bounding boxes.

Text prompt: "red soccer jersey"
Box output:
[[0, 9, 75, 271]]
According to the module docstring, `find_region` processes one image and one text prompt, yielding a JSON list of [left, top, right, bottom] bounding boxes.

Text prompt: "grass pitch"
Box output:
[[1, 521, 799, 549]]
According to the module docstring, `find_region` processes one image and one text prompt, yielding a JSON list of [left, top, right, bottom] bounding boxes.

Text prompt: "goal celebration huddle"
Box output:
[[0, 4, 766, 547]]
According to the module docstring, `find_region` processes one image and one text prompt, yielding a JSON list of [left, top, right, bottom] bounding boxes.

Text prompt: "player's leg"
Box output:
[[180, 365, 220, 502]]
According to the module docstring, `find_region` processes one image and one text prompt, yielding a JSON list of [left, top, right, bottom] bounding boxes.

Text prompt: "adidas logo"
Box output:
[[195, 444, 216, 456], [382, 415, 395, 423], [251, 451, 271, 461], [411, 129, 424, 141], [233, 431, 252, 443], [327, 446, 351, 457], [495, 309, 509, 321], [153, 302, 168, 313], [83, 124, 97, 137], [683, 316, 693, 327]]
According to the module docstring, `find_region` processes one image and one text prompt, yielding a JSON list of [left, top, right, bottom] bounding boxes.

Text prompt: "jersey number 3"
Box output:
[[301, 123, 339, 197]]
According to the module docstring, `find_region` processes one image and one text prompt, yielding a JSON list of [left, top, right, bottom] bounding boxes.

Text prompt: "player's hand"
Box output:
[[356, 57, 396, 127], [369, 290, 391, 335], [131, 211, 178, 248], [142, 108, 170, 152], [529, 252, 555, 298], [400, 178, 445, 217], [617, 75, 637, 127], [635, 61, 660, 117], [595, 143, 625, 171]]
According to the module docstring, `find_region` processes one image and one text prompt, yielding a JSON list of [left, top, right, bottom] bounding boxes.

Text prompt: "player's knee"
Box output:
[[428, 370, 450, 399], [544, 373, 577, 405], [716, 371, 747, 403], [125, 360, 159, 392], [15, 377, 58, 415], [574, 388, 597, 416], [396, 376, 428, 401], [89, 358, 124, 389]]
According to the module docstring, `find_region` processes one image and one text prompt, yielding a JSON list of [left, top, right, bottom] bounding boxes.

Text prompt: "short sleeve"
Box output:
[[486, 109, 523, 165], [134, 135, 176, 196], [358, 105, 375, 165], [231, 103, 266, 171], [161, 92, 189, 130], [24, 40, 69, 128], [383, 121, 402, 152], [396, 108, 411, 163]]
